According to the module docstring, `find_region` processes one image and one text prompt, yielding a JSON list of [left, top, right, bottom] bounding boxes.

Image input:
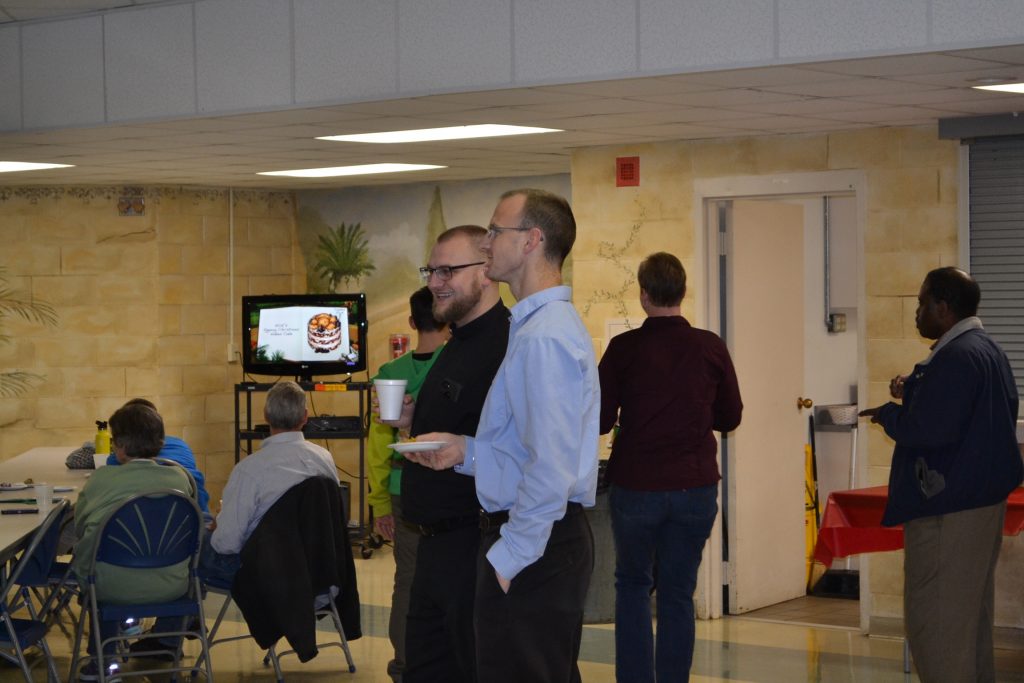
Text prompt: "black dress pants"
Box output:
[[403, 524, 479, 683], [475, 507, 594, 683]]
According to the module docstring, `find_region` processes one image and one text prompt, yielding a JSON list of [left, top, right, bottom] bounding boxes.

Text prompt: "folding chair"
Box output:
[[198, 577, 356, 682], [69, 489, 212, 682], [11, 499, 79, 638], [0, 499, 69, 682], [195, 477, 357, 682]]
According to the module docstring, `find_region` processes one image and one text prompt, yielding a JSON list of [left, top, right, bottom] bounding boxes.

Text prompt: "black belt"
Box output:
[[401, 513, 480, 537], [479, 502, 583, 532]]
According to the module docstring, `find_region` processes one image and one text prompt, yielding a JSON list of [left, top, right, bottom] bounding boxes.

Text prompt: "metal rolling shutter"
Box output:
[[969, 137, 1024, 395]]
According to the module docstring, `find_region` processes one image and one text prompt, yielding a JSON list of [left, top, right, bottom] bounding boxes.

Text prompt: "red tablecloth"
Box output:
[[813, 485, 1024, 568]]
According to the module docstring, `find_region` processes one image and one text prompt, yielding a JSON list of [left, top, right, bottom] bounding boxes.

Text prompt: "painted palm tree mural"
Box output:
[[0, 267, 57, 397], [314, 221, 376, 292]]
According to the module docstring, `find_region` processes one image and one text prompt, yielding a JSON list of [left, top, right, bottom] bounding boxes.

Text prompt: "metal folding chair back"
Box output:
[[12, 499, 78, 633], [69, 489, 212, 682], [0, 499, 69, 682]]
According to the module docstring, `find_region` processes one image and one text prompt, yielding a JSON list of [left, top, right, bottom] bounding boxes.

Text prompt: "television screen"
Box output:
[[242, 293, 368, 380]]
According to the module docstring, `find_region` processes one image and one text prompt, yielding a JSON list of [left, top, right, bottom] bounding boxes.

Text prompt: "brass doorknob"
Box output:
[[797, 397, 813, 409]]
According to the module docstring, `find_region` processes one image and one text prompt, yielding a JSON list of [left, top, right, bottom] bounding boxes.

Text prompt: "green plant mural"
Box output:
[[314, 222, 376, 291], [0, 267, 58, 397]]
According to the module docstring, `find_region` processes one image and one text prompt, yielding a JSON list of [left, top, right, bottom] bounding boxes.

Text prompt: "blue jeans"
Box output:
[[609, 484, 718, 683]]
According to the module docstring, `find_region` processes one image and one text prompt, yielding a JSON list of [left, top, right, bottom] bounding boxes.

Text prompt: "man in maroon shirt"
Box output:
[[598, 252, 742, 683]]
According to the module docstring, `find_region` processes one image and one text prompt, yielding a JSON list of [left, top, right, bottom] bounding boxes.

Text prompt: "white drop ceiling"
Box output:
[[2, 2, 1024, 189]]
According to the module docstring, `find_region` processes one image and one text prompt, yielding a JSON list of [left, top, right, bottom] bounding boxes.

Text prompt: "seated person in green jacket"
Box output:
[[72, 402, 196, 679]]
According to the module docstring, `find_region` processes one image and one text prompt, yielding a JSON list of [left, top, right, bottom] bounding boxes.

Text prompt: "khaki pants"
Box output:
[[904, 500, 1005, 683]]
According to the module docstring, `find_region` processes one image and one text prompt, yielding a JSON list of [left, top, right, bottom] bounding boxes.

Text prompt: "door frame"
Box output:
[[691, 170, 868, 621]]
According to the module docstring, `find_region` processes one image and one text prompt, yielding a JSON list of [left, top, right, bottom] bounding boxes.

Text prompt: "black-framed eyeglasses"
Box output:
[[486, 224, 532, 240], [419, 261, 486, 282]]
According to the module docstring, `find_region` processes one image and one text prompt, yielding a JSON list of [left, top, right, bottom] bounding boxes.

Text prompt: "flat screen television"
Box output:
[[241, 293, 368, 381]]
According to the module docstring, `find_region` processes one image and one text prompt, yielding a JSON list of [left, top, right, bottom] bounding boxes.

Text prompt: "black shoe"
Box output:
[[127, 636, 177, 662]]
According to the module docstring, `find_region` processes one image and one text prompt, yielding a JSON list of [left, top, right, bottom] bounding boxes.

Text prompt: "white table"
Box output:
[[0, 446, 90, 561]]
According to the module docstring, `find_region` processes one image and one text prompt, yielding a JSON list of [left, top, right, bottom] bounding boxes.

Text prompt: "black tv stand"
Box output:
[[234, 380, 371, 541]]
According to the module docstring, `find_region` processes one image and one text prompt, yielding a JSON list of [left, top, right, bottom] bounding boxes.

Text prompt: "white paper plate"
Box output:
[[0, 483, 30, 491], [388, 441, 446, 454], [54, 486, 75, 493]]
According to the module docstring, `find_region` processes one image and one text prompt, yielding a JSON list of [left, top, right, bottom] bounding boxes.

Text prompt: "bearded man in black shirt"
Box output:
[[382, 225, 509, 683]]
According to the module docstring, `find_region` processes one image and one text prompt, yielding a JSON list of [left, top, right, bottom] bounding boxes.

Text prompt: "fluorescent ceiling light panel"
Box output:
[[258, 163, 445, 178], [0, 161, 74, 173], [318, 124, 561, 144], [972, 83, 1024, 94]]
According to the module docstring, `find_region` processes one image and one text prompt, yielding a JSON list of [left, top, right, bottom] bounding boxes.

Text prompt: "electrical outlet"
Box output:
[[227, 342, 238, 363]]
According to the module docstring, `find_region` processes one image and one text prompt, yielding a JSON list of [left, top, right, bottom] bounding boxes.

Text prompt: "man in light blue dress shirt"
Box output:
[[412, 189, 599, 683]]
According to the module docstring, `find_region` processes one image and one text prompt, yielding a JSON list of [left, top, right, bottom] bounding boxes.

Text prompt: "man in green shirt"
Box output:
[[367, 286, 448, 683]]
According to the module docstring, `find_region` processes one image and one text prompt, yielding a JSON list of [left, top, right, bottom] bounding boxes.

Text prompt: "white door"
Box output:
[[725, 199, 810, 613]]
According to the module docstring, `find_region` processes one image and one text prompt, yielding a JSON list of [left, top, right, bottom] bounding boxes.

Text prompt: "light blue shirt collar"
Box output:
[[508, 285, 571, 325]]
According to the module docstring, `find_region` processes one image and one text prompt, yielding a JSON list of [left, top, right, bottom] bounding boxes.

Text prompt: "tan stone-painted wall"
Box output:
[[0, 187, 315, 504], [570, 125, 959, 627]]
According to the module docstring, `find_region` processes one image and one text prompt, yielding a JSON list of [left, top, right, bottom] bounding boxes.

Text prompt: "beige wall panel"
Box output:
[[203, 216, 230, 247], [866, 338, 933, 381], [750, 134, 828, 173], [864, 209, 904, 253], [62, 244, 155, 275], [181, 365, 228, 395], [158, 214, 205, 245], [865, 296, 904, 340], [181, 245, 228, 275], [867, 167, 940, 209], [28, 214, 97, 244], [159, 305, 182, 336], [900, 207, 959, 252], [203, 275, 230, 304], [828, 128, 901, 169], [97, 274, 156, 304], [160, 276, 206, 305], [157, 335, 207, 365], [158, 244, 183, 275], [897, 128, 959, 168], [101, 336, 156, 366], [3, 245, 61, 275], [62, 367, 124, 398], [231, 246, 273, 275], [180, 304, 228, 335], [864, 252, 941, 296], [125, 367, 162, 397], [247, 217, 293, 247]]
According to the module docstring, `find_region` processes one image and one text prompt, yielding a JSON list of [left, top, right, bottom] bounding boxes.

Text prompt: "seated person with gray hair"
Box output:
[[72, 402, 197, 680]]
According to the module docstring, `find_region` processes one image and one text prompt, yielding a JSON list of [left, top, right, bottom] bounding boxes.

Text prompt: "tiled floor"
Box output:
[[11, 543, 1024, 681], [740, 595, 860, 629]]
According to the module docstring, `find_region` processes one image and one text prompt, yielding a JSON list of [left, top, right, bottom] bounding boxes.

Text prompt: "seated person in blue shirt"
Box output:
[[104, 398, 211, 517]]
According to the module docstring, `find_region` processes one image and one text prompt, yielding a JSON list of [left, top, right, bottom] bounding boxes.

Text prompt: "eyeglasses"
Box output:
[[418, 261, 486, 282], [486, 224, 532, 240]]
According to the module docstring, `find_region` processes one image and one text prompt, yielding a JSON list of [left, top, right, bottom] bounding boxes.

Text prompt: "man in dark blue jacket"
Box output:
[[861, 267, 1022, 683]]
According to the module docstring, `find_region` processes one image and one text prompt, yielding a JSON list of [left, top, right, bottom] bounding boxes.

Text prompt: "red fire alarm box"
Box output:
[[616, 156, 640, 187]]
